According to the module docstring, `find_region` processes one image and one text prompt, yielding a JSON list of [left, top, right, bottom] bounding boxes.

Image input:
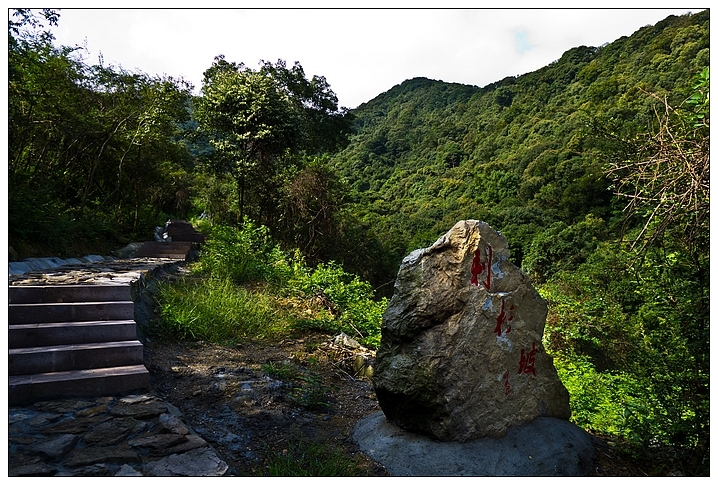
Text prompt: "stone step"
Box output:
[[134, 241, 193, 260], [9, 301, 135, 324], [8, 365, 150, 406], [8, 284, 131, 304], [9, 320, 138, 348], [9, 340, 145, 375]]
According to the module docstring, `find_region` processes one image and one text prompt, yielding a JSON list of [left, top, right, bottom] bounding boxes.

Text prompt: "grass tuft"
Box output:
[[261, 440, 365, 476]]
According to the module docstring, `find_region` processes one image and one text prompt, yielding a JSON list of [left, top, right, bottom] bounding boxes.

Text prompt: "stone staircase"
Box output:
[[134, 220, 206, 260], [8, 284, 150, 406]]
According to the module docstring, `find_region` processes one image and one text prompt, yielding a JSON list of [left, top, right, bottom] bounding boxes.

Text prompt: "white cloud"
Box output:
[[49, 8, 702, 108]]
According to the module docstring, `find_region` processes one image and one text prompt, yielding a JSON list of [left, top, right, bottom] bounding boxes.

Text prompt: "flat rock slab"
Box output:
[[354, 411, 597, 476]]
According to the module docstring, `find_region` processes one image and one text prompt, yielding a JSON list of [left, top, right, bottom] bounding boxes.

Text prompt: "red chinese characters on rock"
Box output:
[[518, 342, 538, 376], [494, 298, 514, 336], [502, 370, 511, 396], [470, 243, 492, 290]]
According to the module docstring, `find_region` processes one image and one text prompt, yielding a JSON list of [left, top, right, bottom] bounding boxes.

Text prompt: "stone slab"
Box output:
[[353, 411, 597, 476]]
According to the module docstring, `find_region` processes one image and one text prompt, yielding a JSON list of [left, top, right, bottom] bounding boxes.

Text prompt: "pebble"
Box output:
[[8, 394, 229, 477]]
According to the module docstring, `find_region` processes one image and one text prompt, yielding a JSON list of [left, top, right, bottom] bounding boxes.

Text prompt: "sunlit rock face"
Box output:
[[373, 220, 570, 442]]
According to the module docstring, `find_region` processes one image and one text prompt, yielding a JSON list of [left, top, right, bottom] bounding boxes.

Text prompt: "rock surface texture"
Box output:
[[354, 412, 596, 476], [373, 220, 571, 442], [8, 394, 228, 477]]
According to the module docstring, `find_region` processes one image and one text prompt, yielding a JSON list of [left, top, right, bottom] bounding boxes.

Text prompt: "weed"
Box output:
[[261, 440, 364, 476], [289, 371, 334, 411], [262, 361, 299, 381]]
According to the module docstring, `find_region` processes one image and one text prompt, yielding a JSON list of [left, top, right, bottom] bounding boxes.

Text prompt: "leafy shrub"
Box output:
[[195, 222, 294, 286], [553, 353, 645, 439], [288, 261, 387, 348]]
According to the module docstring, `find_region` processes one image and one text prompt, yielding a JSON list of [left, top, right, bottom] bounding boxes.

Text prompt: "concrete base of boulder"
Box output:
[[354, 411, 597, 476]]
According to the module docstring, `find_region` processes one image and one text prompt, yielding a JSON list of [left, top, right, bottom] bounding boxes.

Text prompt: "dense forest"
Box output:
[[7, 9, 709, 475]]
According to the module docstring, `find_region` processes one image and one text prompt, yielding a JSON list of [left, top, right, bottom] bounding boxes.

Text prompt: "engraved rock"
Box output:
[[373, 220, 570, 441]]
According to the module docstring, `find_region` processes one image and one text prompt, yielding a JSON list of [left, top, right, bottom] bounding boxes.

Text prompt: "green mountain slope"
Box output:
[[332, 10, 708, 275]]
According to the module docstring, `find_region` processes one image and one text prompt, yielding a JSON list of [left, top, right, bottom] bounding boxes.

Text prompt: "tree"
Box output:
[[194, 59, 302, 222], [194, 56, 353, 226], [9, 9, 194, 255], [606, 67, 709, 256]]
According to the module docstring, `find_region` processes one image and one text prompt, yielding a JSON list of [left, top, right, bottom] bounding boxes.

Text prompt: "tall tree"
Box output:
[[9, 9, 194, 255], [193, 56, 353, 226]]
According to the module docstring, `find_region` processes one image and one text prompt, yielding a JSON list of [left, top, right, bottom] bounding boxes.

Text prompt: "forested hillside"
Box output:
[[330, 11, 709, 474], [334, 11, 708, 280], [8, 9, 709, 475]]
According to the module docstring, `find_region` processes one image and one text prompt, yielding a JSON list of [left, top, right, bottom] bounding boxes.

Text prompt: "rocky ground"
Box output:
[[8, 257, 659, 476], [142, 334, 654, 477], [9, 328, 655, 476], [142, 333, 390, 476]]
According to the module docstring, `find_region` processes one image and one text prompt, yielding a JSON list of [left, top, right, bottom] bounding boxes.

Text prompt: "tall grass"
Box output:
[[156, 278, 290, 343], [156, 222, 387, 348]]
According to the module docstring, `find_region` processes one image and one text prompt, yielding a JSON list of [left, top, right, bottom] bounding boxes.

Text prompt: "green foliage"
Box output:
[[261, 440, 364, 476], [553, 354, 643, 438], [163, 221, 385, 348], [9, 8, 710, 473], [262, 361, 300, 381], [194, 222, 294, 286], [333, 11, 707, 282], [288, 261, 388, 348], [8, 9, 194, 257], [541, 234, 709, 473], [523, 214, 607, 282], [156, 278, 289, 343], [194, 56, 353, 226]]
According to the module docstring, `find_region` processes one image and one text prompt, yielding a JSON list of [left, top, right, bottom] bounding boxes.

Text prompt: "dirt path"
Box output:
[[143, 334, 388, 476]]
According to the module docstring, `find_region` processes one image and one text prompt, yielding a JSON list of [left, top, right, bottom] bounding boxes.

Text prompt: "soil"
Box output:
[[143, 333, 389, 476], [143, 332, 655, 477]]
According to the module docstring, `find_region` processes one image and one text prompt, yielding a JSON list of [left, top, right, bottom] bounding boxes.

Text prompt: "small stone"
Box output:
[[65, 443, 140, 468], [34, 400, 94, 413], [109, 400, 167, 419], [120, 394, 153, 404], [28, 412, 63, 427], [193, 390, 202, 397], [129, 433, 187, 449], [158, 413, 189, 435], [9, 413, 31, 424], [57, 463, 112, 477], [156, 435, 208, 456], [42, 414, 111, 434], [9, 461, 58, 477], [28, 433, 78, 459], [116, 464, 143, 476], [163, 401, 184, 417], [76, 404, 110, 417], [142, 447, 228, 477], [83, 417, 146, 445]]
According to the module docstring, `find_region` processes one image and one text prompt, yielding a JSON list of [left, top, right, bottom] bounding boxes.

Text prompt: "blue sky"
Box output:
[[47, 3, 704, 108]]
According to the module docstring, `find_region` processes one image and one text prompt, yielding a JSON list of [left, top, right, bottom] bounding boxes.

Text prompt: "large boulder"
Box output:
[[373, 220, 570, 442]]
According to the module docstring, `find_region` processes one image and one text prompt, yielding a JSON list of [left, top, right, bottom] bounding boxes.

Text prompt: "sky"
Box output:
[[39, 3, 708, 109]]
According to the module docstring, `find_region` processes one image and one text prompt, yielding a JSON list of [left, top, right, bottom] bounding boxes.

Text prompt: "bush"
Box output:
[[195, 222, 294, 286], [288, 261, 387, 348]]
